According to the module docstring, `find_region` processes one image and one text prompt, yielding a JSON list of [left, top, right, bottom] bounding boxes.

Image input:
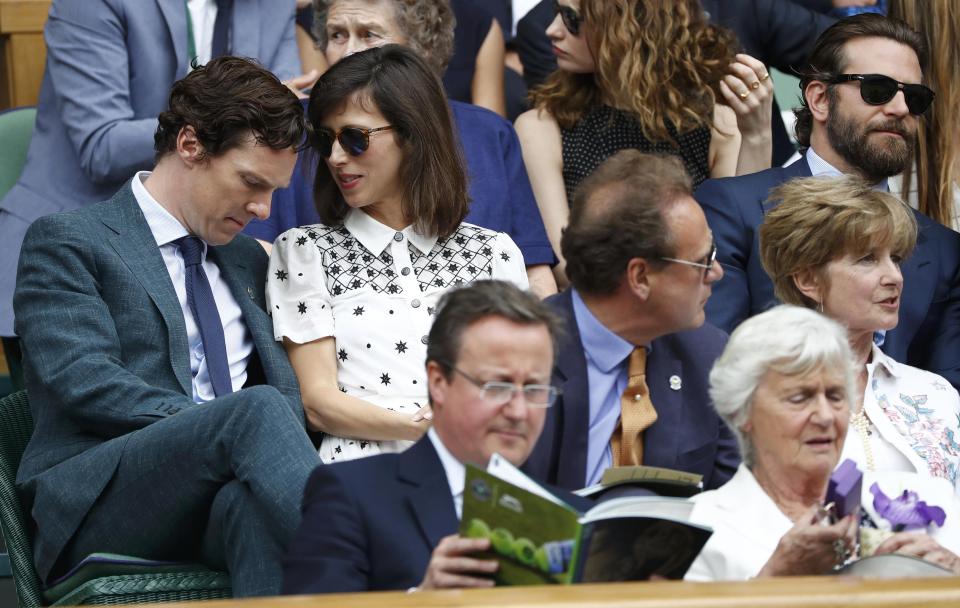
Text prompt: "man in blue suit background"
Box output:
[[696, 14, 960, 389], [522, 150, 740, 492], [0, 0, 301, 342], [283, 280, 566, 594], [14, 57, 318, 597]]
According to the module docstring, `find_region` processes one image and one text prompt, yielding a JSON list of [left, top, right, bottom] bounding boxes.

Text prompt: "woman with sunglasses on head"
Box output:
[[266, 45, 528, 463], [515, 0, 775, 284]]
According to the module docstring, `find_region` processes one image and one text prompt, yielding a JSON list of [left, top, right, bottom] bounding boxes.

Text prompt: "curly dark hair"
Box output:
[[530, 0, 736, 143], [562, 150, 692, 295], [793, 14, 926, 149], [154, 56, 306, 160], [312, 0, 455, 75], [307, 45, 468, 238]]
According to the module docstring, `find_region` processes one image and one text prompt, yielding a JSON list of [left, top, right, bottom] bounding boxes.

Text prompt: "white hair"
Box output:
[[708, 305, 856, 466]]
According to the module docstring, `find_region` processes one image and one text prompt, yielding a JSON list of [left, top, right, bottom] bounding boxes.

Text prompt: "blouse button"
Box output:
[[411, 299, 421, 309], [401, 267, 411, 276], [393, 232, 404, 242], [421, 335, 429, 345]]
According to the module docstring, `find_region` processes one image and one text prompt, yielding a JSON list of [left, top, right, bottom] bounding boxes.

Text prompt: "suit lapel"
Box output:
[[102, 185, 192, 395], [642, 340, 684, 468], [231, 0, 262, 60], [156, 0, 189, 79], [553, 292, 590, 489], [208, 244, 269, 353], [398, 439, 460, 550], [760, 158, 812, 216]]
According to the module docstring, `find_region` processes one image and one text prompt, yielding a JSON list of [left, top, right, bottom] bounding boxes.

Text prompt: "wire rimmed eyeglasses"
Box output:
[[660, 241, 718, 277], [441, 362, 560, 408]]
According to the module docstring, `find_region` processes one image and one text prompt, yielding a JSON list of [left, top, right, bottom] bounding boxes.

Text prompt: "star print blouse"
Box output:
[[266, 209, 528, 463]]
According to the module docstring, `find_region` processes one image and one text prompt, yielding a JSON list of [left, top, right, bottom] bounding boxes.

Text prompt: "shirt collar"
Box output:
[[805, 147, 889, 192], [130, 172, 199, 251], [344, 208, 438, 256], [868, 342, 901, 379], [571, 288, 636, 374], [427, 428, 466, 506]]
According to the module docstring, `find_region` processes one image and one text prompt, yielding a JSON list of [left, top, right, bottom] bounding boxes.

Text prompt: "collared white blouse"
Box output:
[[267, 209, 527, 463]]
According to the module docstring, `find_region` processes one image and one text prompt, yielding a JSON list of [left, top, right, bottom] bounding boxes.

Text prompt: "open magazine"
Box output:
[[460, 454, 712, 585]]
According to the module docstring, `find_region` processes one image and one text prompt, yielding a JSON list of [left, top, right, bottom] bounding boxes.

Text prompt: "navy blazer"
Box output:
[[13, 184, 302, 581], [695, 157, 960, 389], [282, 438, 457, 594], [522, 290, 740, 492]]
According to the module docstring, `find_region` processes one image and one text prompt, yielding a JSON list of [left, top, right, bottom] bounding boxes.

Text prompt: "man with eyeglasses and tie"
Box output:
[[13, 57, 319, 597], [521, 150, 740, 494], [695, 13, 960, 390], [283, 279, 589, 594]]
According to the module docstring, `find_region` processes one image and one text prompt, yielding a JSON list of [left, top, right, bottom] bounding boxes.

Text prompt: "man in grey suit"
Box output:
[[13, 57, 318, 597], [0, 0, 301, 341]]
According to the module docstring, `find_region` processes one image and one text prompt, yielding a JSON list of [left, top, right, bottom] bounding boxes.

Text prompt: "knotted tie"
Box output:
[[212, 0, 234, 58], [176, 236, 232, 397], [610, 347, 658, 466]]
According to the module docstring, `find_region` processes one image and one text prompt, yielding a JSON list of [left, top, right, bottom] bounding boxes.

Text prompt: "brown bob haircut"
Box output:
[[154, 56, 306, 160], [562, 150, 692, 295], [759, 175, 918, 308], [793, 13, 925, 149], [307, 45, 468, 238]]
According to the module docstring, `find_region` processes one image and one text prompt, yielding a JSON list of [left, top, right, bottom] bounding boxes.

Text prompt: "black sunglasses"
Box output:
[[827, 74, 934, 115], [315, 125, 394, 158], [552, 0, 581, 36]]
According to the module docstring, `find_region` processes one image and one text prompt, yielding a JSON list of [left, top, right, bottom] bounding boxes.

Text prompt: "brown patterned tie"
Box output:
[[610, 347, 658, 466]]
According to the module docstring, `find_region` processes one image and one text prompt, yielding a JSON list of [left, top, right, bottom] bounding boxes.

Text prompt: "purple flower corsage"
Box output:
[[870, 483, 947, 532]]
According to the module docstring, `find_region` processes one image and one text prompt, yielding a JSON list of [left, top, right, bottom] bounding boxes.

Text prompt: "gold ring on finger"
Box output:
[[760, 72, 770, 81], [739, 90, 750, 100], [750, 81, 761, 90]]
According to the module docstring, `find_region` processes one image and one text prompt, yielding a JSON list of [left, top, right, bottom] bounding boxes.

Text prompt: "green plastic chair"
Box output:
[[0, 391, 232, 606], [0, 106, 35, 397], [0, 106, 35, 199]]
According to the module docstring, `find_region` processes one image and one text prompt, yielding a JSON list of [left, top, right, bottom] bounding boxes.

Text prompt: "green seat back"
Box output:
[[0, 108, 37, 201]]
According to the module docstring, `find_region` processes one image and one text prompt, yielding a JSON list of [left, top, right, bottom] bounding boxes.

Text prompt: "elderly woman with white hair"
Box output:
[[685, 305, 858, 580], [685, 305, 960, 581]]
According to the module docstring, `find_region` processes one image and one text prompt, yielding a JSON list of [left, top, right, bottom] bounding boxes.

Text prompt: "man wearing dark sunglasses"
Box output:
[[696, 13, 960, 391]]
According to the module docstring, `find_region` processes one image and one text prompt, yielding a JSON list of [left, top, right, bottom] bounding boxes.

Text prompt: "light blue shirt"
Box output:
[[804, 148, 888, 347], [571, 289, 637, 487]]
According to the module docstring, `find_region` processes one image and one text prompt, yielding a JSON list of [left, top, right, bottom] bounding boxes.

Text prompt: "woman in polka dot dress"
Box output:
[[515, 0, 775, 285], [267, 46, 527, 463]]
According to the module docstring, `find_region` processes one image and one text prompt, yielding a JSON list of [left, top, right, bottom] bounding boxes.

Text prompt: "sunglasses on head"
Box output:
[[827, 74, 934, 115], [315, 125, 394, 158], [552, 0, 581, 36]]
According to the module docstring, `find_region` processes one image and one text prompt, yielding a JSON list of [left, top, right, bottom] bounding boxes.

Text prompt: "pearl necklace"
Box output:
[[850, 407, 875, 472]]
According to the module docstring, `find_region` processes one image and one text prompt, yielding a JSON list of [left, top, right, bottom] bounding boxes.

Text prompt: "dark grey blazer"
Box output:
[[12, 183, 302, 581]]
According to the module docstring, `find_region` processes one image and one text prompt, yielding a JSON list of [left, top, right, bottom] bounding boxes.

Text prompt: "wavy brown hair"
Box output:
[[529, 0, 736, 143], [889, 0, 958, 228]]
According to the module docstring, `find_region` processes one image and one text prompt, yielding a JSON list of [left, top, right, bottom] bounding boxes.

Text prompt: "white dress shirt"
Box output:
[[186, 0, 218, 65], [132, 172, 253, 402], [428, 428, 466, 520]]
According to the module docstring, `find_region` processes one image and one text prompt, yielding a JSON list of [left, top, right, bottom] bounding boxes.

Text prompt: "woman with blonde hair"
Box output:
[[889, 0, 960, 231], [515, 0, 774, 283], [759, 175, 960, 556]]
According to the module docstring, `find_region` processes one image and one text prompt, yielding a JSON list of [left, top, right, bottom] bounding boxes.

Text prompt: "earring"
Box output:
[[817, 300, 824, 314]]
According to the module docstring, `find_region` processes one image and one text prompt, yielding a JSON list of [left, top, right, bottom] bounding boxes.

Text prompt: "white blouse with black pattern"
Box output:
[[266, 209, 528, 463]]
